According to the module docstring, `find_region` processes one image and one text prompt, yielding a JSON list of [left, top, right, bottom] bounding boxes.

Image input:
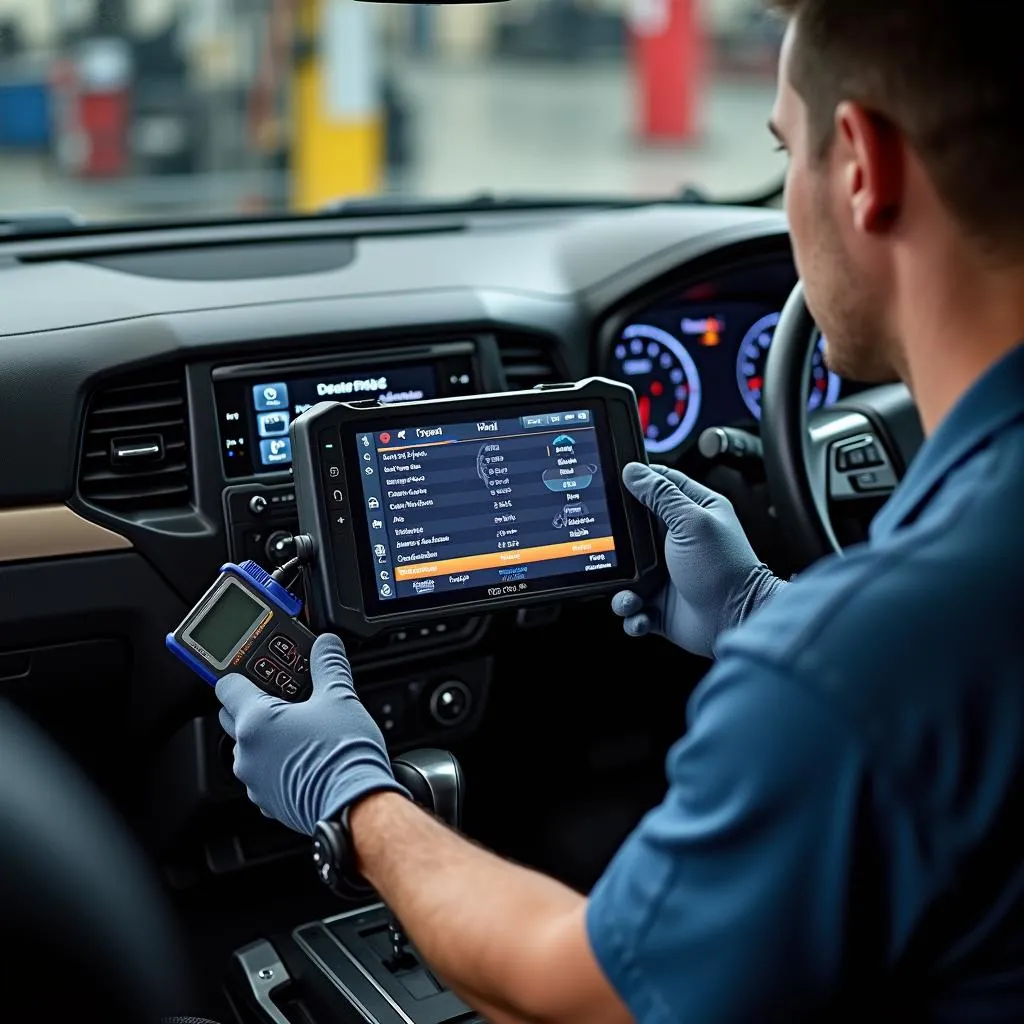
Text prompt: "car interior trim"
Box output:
[[294, 908, 413, 1024], [230, 940, 294, 1024], [0, 505, 133, 564]]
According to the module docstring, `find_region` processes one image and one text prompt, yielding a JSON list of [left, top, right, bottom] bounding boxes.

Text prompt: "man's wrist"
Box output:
[[348, 789, 414, 879], [321, 772, 412, 828]]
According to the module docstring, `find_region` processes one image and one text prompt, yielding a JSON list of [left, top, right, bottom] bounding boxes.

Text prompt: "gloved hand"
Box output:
[[612, 462, 786, 658], [216, 633, 409, 835]]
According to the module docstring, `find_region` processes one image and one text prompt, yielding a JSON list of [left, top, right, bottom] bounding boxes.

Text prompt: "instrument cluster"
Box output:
[[603, 261, 850, 457]]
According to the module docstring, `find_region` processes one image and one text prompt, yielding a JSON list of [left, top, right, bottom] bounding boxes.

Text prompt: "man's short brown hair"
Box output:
[[768, 0, 1024, 258]]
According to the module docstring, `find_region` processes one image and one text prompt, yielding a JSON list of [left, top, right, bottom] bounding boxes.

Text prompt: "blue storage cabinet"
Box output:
[[0, 67, 51, 149]]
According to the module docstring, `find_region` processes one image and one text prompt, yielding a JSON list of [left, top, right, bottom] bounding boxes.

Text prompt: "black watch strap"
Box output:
[[312, 806, 375, 900]]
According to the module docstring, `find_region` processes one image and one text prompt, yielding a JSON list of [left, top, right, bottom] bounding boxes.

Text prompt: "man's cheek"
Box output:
[[785, 176, 808, 272]]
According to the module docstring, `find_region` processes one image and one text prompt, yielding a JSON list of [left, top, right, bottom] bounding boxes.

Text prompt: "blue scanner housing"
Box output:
[[166, 560, 304, 686]]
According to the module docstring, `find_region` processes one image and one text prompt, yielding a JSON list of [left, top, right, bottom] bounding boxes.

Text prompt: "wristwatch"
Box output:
[[311, 806, 375, 900]]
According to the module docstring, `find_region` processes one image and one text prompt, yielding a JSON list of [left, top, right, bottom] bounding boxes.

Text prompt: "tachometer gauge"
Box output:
[[736, 312, 841, 420], [611, 324, 702, 453]]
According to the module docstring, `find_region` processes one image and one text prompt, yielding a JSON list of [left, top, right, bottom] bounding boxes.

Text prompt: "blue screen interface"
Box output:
[[355, 408, 619, 603]]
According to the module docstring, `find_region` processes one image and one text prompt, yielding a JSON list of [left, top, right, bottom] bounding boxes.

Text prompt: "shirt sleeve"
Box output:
[[586, 655, 877, 1023]]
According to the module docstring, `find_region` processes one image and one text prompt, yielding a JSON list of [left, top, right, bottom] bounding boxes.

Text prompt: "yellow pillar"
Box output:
[[291, 0, 383, 211]]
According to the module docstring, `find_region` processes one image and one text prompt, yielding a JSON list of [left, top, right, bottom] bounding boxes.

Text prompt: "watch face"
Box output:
[[311, 829, 336, 887], [312, 819, 374, 899]]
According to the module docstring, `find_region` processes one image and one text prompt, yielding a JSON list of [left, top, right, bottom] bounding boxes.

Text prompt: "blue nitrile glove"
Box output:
[[216, 633, 409, 835], [612, 462, 787, 658]]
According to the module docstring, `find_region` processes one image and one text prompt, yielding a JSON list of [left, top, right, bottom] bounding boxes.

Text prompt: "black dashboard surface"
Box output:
[[0, 206, 786, 507]]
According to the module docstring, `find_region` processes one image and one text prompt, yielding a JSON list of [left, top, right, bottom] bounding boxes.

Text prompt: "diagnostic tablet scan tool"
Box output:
[[167, 560, 315, 701], [290, 377, 661, 636]]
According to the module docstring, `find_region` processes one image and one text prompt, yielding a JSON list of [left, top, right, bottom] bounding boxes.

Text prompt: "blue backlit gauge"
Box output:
[[736, 312, 842, 420], [611, 324, 703, 454]]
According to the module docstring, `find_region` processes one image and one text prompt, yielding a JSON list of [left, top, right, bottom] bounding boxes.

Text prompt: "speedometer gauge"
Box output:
[[736, 312, 841, 420], [611, 324, 702, 453]]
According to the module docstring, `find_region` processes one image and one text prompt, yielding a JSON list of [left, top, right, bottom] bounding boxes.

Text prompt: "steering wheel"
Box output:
[[0, 701, 193, 1021], [761, 281, 925, 568]]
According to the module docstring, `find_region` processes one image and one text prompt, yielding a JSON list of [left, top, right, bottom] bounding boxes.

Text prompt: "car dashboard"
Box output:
[[0, 201, 811, 885]]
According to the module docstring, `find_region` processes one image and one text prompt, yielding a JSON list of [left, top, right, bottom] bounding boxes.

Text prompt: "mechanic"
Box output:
[[217, 1, 1024, 1020]]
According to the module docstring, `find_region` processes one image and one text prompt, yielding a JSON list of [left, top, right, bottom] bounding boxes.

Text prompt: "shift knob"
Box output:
[[390, 749, 464, 830]]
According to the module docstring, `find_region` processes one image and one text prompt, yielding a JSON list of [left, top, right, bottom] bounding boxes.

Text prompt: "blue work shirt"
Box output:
[[588, 343, 1024, 1022]]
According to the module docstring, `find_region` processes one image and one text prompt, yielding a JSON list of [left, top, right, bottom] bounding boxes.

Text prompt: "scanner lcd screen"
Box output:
[[189, 580, 265, 663]]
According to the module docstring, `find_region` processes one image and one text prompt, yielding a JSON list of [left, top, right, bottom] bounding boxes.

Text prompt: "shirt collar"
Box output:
[[871, 341, 1024, 538]]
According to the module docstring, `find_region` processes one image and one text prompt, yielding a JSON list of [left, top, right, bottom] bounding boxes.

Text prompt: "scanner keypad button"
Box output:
[[268, 634, 297, 665], [250, 656, 277, 682]]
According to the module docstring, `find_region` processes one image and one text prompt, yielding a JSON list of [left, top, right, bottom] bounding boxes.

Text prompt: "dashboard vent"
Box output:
[[498, 336, 563, 390], [79, 370, 191, 512]]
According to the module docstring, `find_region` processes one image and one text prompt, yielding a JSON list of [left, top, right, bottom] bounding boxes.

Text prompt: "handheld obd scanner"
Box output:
[[167, 555, 315, 702]]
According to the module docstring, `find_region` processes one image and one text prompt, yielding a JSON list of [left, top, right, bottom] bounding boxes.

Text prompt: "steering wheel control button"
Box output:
[[852, 471, 891, 493], [250, 656, 277, 682], [268, 634, 297, 665], [830, 434, 899, 500], [249, 494, 268, 515], [293, 655, 309, 675], [861, 443, 883, 466], [429, 681, 472, 727]]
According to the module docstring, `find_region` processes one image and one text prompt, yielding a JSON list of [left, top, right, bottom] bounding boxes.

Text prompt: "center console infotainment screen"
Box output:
[[246, 364, 436, 469], [215, 361, 460, 478], [237, 364, 435, 472], [350, 406, 631, 613]]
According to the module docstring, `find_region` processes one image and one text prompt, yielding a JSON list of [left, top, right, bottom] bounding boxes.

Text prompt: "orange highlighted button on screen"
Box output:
[[394, 535, 616, 581]]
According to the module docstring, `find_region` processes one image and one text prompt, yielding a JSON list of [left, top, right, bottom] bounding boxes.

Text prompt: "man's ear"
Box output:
[[834, 101, 904, 234]]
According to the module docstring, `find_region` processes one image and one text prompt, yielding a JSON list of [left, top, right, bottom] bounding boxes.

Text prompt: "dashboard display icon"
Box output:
[[257, 411, 290, 437], [259, 437, 291, 466], [253, 383, 289, 411]]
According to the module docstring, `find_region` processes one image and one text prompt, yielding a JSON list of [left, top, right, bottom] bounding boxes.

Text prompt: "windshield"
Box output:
[[0, 1, 785, 224]]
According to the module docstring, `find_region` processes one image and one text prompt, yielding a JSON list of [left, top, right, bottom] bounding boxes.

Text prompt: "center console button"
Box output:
[[428, 681, 472, 726], [265, 531, 296, 566]]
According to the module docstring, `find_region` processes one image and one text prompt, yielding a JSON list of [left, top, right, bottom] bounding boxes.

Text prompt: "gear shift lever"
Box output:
[[391, 748, 465, 831], [383, 749, 465, 972], [296, 751, 471, 1021]]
